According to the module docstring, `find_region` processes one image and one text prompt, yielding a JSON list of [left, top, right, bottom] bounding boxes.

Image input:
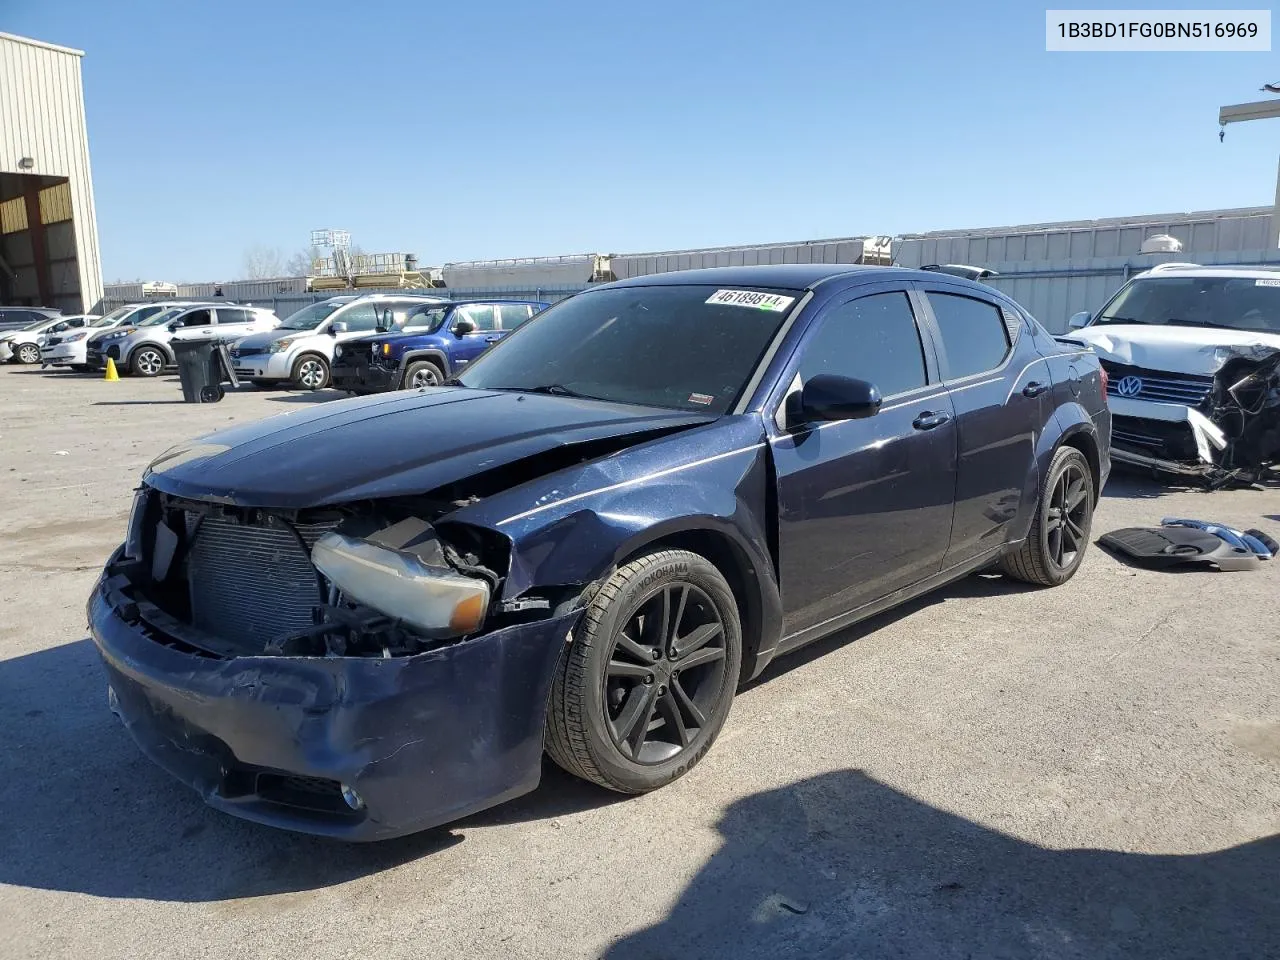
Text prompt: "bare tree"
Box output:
[[242, 244, 287, 279], [284, 247, 319, 277]]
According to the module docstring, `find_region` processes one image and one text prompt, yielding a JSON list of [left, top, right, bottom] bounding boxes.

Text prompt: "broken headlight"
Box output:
[[311, 532, 490, 638]]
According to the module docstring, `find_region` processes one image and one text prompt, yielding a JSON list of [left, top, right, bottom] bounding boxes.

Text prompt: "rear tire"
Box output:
[[291, 354, 329, 390], [1001, 446, 1095, 586], [16, 343, 40, 364], [403, 360, 444, 390], [546, 549, 742, 794]]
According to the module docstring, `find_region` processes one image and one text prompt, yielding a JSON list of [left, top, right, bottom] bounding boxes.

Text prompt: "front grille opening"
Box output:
[[254, 773, 358, 816], [139, 495, 346, 655]]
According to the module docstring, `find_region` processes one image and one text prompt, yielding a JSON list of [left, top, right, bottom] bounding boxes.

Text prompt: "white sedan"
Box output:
[[40, 313, 127, 369], [0, 313, 99, 364]]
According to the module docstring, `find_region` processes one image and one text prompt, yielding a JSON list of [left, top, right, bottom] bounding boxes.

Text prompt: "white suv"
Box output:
[[1067, 264, 1280, 470], [89, 303, 279, 376], [229, 293, 449, 389]]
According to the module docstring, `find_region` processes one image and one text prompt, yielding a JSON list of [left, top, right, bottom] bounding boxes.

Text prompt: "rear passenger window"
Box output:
[[927, 293, 1011, 379], [498, 304, 533, 328], [797, 292, 927, 398], [458, 304, 498, 331]]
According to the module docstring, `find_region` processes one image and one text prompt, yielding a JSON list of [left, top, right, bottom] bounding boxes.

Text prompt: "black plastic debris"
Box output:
[[1100, 517, 1274, 571]]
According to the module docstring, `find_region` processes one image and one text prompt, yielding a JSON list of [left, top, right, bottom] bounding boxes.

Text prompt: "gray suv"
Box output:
[[87, 303, 279, 376]]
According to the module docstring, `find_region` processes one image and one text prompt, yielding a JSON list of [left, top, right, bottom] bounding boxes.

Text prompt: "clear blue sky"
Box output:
[[9, 0, 1280, 281]]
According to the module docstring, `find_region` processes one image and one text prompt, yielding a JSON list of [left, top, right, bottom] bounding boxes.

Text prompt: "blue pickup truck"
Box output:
[[330, 298, 550, 393]]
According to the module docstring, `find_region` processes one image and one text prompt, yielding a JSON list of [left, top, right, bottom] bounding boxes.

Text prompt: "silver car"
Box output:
[[88, 303, 280, 377]]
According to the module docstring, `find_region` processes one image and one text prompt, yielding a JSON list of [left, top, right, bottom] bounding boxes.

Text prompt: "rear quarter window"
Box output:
[[927, 293, 1011, 379]]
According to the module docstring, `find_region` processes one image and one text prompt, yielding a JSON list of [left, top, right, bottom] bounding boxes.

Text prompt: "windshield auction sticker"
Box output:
[[706, 290, 796, 312], [1046, 10, 1270, 50]]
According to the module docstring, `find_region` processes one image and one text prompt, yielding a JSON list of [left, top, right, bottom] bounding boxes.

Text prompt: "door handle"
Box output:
[[1022, 381, 1049, 398], [912, 411, 951, 431], [484, 336, 502, 343]]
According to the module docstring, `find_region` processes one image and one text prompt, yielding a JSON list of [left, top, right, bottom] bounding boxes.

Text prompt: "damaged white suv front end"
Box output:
[[1063, 264, 1280, 485]]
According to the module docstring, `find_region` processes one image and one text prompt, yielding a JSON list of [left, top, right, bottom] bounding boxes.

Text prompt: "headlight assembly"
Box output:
[[311, 533, 490, 638], [267, 337, 297, 353]]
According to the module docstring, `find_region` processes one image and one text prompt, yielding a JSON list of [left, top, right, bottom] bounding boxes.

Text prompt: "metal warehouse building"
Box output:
[[0, 32, 102, 314]]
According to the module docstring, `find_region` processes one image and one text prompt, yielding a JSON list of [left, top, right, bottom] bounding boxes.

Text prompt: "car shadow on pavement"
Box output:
[[602, 768, 1279, 959], [0, 637, 622, 903], [266, 391, 347, 404]]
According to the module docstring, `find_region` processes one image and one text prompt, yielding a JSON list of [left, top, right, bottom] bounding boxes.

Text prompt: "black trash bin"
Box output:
[[173, 339, 238, 403]]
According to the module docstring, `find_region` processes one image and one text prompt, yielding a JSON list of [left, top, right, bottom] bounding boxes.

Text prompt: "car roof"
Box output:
[[600, 264, 979, 292], [1135, 263, 1280, 280]]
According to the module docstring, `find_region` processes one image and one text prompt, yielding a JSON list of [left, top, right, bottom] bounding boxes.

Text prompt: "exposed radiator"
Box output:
[[186, 514, 338, 651]]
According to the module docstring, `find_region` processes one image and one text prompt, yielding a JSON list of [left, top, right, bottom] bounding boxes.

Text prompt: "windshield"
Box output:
[[91, 314, 120, 327], [458, 285, 799, 413], [278, 300, 345, 330], [138, 307, 184, 327], [99, 304, 138, 323], [1094, 277, 1280, 334], [20, 315, 55, 331], [404, 305, 450, 331]]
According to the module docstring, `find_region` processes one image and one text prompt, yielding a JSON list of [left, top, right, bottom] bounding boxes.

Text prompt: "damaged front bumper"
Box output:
[[88, 550, 579, 841]]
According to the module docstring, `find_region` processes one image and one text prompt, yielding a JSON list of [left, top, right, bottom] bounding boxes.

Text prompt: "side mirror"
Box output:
[[329, 321, 348, 335], [798, 374, 882, 423], [166, 321, 180, 332], [1069, 311, 1090, 329], [452, 318, 477, 336]]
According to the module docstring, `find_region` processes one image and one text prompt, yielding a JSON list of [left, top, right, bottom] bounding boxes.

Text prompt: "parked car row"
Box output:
[[5, 293, 555, 396]]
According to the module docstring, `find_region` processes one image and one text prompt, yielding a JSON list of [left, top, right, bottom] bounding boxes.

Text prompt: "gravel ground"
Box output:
[[1, 363, 1277, 960]]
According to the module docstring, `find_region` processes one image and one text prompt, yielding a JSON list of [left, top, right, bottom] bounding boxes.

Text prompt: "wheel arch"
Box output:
[[399, 349, 450, 381], [611, 521, 782, 685], [127, 339, 173, 368]]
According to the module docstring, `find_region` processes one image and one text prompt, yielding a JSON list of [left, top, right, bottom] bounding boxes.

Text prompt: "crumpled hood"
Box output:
[[1072, 324, 1280, 375], [144, 388, 717, 508]]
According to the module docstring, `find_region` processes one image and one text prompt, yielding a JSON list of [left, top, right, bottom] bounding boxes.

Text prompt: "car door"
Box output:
[[771, 285, 959, 639], [916, 284, 1053, 569], [211, 307, 254, 342], [169, 307, 215, 341], [449, 304, 500, 367]]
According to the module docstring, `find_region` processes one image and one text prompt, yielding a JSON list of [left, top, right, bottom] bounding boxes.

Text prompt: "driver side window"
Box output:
[[457, 304, 497, 331], [336, 303, 379, 332], [797, 292, 928, 398], [179, 309, 212, 328]]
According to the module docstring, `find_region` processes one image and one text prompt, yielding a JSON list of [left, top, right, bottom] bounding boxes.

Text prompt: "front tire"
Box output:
[[1001, 445, 1095, 586], [16, 343, 40, 364], [129, 346, 166, 377], [403, 359, 444, 390], [546, 549, 742, 794], [291, 354, 330, 390]]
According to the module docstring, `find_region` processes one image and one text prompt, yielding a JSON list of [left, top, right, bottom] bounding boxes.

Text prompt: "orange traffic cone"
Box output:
[[104, 357, 120, 381]]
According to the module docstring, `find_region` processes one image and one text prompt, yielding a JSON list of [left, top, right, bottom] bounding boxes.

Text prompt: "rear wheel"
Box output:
[[546, 549, 742, 794], [1001, 446, 1095, 586], [292, 354, 329, 390], [129, 346, 166, 377], [16, 343, 40, 364], [404, 360, 444, 390]]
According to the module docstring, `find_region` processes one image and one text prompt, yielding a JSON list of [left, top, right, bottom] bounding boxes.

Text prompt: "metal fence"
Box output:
[[94, 284, 587, 320]]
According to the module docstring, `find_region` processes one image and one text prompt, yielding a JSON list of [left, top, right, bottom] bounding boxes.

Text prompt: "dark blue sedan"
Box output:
[[88, 265, 1111, 839]]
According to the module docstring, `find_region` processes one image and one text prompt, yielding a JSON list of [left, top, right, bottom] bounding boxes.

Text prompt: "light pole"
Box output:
[[1219, 88, 1280, 247]]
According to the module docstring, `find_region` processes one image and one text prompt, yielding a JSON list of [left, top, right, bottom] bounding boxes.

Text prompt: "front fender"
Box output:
[[445, 416, 783, 671]]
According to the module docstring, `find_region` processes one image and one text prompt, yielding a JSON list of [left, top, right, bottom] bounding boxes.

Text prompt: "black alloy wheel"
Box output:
[[1001, 445, 1095, 586], [546, 549, 742, 793], [604, 581, 729, 764]]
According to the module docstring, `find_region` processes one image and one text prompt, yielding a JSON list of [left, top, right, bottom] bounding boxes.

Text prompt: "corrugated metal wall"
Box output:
[[442, 255, 604, 290], [610, 237, 886, 279], [893, 207, 1280, 332], [0, 33, 102, 313]]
